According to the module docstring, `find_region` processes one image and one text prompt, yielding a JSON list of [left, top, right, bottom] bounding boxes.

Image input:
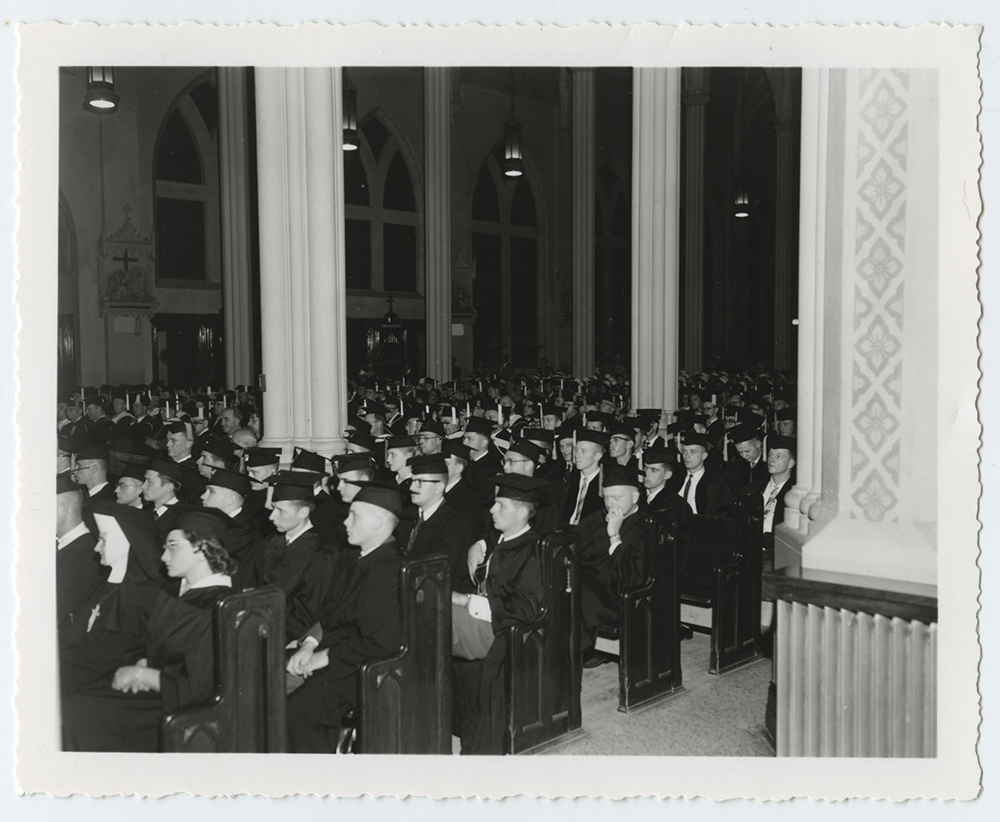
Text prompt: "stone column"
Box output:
[[217, 67, 255, 388], [255, 67, 347, 457], [782, 69, 827, 536], [630, 68, 682, 429], [424, 67, 452, 385], [571, 68, 596, 378], [682, 68, 710, 374]]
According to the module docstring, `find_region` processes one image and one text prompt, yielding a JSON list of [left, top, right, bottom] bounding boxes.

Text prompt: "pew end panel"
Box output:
[[506, 530, 583, 754], [162, 586, 287, 753], [711, 496, 764, 674], [356, 555, 452, 754], [614, 509, 686, 712]]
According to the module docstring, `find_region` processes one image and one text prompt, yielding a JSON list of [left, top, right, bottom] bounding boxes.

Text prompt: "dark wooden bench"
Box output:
[[595, 508, 686, 711], [506, 529, 582, 754], [679, 495, 764, 674], [353, 555, 452, 754], [162, 586, 287, 752]]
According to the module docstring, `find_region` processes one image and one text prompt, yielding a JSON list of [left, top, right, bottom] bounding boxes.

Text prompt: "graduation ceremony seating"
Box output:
[[594, 508, 686, 712], [680, 495, 764, 674], [353, 555, 452, 754], [506, 529, 582, 754], [162, 586, 287, 753]]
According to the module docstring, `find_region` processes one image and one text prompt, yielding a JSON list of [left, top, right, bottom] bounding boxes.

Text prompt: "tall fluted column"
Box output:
[[218, 67, 255, 388], [572, 68, 596, 378], [682, 68, 710, 373], [631, 68, 682, 430], [782, 69, 828, 533], [255, 67, 347, 458], [424, 68, 452, 385]]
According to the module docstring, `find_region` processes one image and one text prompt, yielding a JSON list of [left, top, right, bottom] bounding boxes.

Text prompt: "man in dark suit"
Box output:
[[642, 447, 689, 520], [404, 455, 475, 583], [499, 439, 561, 536], [724, 422, 770, 495], [677, 432, 732, 516], [559, 429, 608, 526], [84, 399, 114, 445], [71, 443, 117, 509]]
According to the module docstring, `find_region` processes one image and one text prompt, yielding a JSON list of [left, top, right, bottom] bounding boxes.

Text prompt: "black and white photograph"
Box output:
[[11, 21, 982, 800]]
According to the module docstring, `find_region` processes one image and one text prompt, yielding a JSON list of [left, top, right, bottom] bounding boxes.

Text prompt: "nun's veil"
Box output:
[[87, 502, 168, 589]]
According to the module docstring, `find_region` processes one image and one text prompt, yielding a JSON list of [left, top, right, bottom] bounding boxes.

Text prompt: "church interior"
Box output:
[[54, 64, 943, 758]]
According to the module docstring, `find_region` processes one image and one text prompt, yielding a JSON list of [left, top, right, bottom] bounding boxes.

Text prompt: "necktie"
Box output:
[[571, 475, 589, 524], [764, 482, 781, 519], [680, 474, 693, 508], [408, 511, 424, 551]]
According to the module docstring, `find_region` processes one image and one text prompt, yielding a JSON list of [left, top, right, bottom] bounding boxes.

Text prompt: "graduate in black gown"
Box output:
[[285, 481, 405, 753], [61, 506, 236, 752], [451, 475, 547, 755]]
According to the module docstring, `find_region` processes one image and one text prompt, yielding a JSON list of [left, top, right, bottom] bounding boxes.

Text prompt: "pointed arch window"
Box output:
[[343, 114, 422, 294], [153, 78, 220, 283], [471, 147, 539, 370]]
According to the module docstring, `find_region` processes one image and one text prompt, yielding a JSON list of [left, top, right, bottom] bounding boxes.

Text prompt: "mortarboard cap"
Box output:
[[361, 401, 387, 417], [464, 417, 494, 437], [147, 458, 184, 486], [267, 470, 324, 502], [641, 447, 674, 466], [441, 439, 472, 463], [245, 447, 282, 467], [419, 420, 446, 437], [206, 467, 251, 497], [767, 436, 797, 457], [775, 407, 796, 422], [407, 454, 448, 476], [352, 481, 404, 517], [292, 447, 329, 475], [506, 439, 544, 464], [385, 435, 417, 451], [492, 474, 549, 504], [74, 443, 109, 462], [198, 437, 238, 462], [330, 451, 376, 475], [601, 463, 642, 489], [521, 428, 555, 445], [728, 422, 763, 444], [119, 461, 149, 482], [680, 431, 711, 449], [576, 429, 609, 449]]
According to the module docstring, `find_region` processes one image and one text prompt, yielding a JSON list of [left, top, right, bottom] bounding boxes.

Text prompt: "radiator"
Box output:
[[776, 600, 937, 757]]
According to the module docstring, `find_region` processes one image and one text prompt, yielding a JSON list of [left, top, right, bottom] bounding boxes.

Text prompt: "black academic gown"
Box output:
[[725, 456, 770, 496], [453, 529, 544, 755], [254, 528, 339, 643], [61, 584, 230, 752], [225, 509, 264, 591], [464, 450, 503, 507], [679, 468, 733, 517], [444, 478, 486, 538], [578, 508, 647, 635], [286, 540, 405, 753], [56, 531, 107, 635], [147, 501, 182, 543]]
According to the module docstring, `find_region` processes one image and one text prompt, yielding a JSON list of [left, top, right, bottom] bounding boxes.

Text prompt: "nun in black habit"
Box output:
[[61, 505, 236, 752]]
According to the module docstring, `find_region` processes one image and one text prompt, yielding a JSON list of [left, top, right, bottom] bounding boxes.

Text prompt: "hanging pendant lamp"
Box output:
[[503, 69, 525, 178], [84, 67, 119, 114]]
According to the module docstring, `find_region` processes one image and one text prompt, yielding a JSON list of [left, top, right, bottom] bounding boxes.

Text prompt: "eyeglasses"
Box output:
[[502, 457, 532, 467], [409, 478, 443, 487]]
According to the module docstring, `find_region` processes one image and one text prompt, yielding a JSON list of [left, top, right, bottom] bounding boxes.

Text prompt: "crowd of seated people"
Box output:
[[55, 364, 796, 753]]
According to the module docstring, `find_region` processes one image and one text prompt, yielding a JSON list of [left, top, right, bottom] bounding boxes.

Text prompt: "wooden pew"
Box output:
[[354, 555, 452, 754], [506, 529, 583, 754], [679, 496, 764, 674], [595, 508, 686, 712], [162, 586, 287, 752]]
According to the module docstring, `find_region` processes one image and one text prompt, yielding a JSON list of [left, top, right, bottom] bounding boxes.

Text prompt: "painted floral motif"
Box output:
[[859, 159, 904, 220], [851, 470, 899, 522], [857, 238, 903, 298], [856, 316, 901, 376], [854, 393, 900, 451], [861, 79, 907, 141]]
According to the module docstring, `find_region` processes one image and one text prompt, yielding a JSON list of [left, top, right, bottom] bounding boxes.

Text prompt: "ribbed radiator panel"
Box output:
[[776, 600, 936, 757]]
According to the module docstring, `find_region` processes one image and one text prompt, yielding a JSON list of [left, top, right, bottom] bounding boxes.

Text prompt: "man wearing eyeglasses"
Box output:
[[113, 463, 147, 509], [404, 454, 474, 583], [415, 420, 445, 456], [71, 443, 116, 509]]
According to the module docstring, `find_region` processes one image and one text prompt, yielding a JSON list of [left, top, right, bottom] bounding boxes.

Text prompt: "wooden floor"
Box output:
[[540, 632, 774, 756]]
